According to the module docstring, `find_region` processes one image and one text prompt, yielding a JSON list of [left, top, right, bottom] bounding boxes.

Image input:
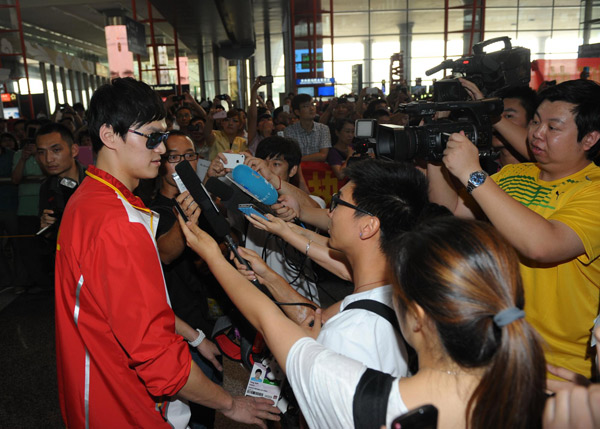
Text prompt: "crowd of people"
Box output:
[[1, 74, 599, 428]]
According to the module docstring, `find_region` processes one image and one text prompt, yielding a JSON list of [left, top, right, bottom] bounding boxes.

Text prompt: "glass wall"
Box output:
[[326, 0, 594, 93]]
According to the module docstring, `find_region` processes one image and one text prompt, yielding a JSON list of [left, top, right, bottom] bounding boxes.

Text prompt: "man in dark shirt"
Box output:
[[150, 130, 224, 429], [36, 123, 86, 237]]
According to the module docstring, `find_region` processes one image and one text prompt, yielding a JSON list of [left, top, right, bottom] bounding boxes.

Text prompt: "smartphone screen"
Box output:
[[238, 204, 270, 222]]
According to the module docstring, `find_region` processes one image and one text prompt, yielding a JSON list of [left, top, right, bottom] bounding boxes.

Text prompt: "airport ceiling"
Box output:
[[18, 0, 286, 62]]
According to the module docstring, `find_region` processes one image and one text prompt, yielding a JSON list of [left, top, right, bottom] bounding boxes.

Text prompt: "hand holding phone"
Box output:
[[221, 153, 245, 169], [213, 110, 227, 119], [238, 204, 270, 222]]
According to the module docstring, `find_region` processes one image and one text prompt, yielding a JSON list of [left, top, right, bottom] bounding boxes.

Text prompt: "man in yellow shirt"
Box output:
[[429, 79, 600, 378]]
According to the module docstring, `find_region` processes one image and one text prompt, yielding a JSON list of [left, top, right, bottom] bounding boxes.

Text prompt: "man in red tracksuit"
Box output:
[[54, 77, 279, 428]]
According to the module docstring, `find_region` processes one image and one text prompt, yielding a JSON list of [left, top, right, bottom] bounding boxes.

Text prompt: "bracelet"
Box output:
[[275, 175, 282, 191], [305, 239, 313, 257], [188, 329, 205, 347]]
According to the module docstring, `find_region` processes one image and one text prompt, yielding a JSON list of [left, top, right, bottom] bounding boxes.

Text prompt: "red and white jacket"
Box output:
[[55, 165, 191, 427]]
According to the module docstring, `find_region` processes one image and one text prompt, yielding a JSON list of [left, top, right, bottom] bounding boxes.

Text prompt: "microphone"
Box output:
[[231, 164, 278, 205], [174, 161, 266, 291], [205, 177, 275, 216]]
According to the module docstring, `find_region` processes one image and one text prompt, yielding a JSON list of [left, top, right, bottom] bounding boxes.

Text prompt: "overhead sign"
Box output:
[[296, 77, 335, 85], [125, 17, 148, 58], [1, 93, 16, 103]]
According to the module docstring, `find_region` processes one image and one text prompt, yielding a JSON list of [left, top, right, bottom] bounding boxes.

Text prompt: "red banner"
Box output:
[[301, 162, 340, 207], [531, 58, 600, 89]]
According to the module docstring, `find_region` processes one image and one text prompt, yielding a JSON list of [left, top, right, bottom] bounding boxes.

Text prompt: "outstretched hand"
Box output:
[[221, 395, 281, 428], [246, 213, 291, 238], [231, 246, 278, 284], [177, 215, 222, 261]]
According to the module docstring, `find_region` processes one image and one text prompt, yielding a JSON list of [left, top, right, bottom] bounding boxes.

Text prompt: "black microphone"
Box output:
[[175, 161, 264, 290]]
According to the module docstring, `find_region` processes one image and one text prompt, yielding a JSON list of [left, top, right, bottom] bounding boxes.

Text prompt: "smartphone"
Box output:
[[259, 75, 273, 84], [366, 87, 378, 95], [213, 110, 227, 119], [238, 204, 270, 221], [27, 126, 39, 139], [282, 105, 290, 113], [172, 95, 185, 102], [216, 94, 228, 100], [391, 404, 438, 429], [221, 153, 245, 169]]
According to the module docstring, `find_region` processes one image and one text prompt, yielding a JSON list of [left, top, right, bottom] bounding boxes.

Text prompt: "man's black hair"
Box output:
[[496, 86, 537, 122], [291, 93, 312, 113], [166, 130, 192, 140], [537, 79, 600, 160], [344, 159, 433, 251], [0, 132, 17, 150], [365, 109, 390, 121], [87, 77, 166, 153], [36, 122, 75, 147], [255, 136, 302, 171]]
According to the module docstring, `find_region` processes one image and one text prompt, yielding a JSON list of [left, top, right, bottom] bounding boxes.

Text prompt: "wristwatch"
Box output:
[[466, 170, 488, 194]]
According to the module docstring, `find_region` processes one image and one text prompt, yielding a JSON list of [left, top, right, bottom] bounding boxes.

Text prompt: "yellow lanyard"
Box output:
[[86, 170, 154, 234]]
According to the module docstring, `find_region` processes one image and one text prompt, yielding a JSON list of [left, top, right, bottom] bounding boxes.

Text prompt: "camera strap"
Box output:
[[352, 368, 395, 429]]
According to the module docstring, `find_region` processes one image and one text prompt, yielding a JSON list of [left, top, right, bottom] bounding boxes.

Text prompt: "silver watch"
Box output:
[[466, 170, 488, 194]]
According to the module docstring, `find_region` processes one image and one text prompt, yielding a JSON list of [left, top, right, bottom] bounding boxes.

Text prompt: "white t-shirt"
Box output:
[[316, 285, 409, 377], [286, 337, 408, 429]]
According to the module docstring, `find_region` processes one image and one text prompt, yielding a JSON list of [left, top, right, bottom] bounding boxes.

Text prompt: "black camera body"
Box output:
[[426, 37, 530, 101], [355, 98, 503, 162]]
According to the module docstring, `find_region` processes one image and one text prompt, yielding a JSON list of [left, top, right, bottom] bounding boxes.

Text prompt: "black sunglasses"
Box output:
[[128, 129, 170, 149], [330, 193, 374, 216]]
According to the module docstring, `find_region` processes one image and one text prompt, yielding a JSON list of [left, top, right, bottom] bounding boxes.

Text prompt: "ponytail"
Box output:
[[468, 315, 546, 429]]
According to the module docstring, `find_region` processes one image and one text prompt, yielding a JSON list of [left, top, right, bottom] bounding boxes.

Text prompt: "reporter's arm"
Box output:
[[178, 217, 318, 374], [493, 117, 530, 159], [246, 214, 352, 281]]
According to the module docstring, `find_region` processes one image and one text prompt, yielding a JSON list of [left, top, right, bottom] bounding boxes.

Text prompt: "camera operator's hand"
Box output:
[[40, 209, 57, 229], [459, 77, 484, 101], [442, 131, 482, 186]]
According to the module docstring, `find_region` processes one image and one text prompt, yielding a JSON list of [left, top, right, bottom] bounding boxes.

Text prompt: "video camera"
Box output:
[[426, 36, 530, 101], [354, 98, 503, 162]]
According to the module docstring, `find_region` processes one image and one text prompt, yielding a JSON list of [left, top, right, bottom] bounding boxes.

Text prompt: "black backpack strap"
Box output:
[[343, 299, 401, 333], [343, 299, 419, 375], [353, 368, 395, 429]]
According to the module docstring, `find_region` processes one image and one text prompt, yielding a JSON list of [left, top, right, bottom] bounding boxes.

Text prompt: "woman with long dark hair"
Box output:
[[178, 215, 546, 428]]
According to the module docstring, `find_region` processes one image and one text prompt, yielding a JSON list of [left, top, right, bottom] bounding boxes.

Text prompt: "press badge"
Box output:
[[245, 359, 284, 405]]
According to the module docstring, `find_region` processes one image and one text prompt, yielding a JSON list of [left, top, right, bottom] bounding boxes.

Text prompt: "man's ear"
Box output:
[[288, 164, 298, 179], [358, 216, 380, 240], [581, 130, 600, 152], [70, 143, 79, 158], [99, 124, 119, 150]]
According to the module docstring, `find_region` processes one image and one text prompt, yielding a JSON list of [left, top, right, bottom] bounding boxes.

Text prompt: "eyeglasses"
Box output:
[[162, 153, 200, 163], [330, 193, 374, 216], [128, 129, 170, 149]]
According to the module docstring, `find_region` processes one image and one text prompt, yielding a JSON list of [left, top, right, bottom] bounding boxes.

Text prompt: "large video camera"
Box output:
[[354, 98, 503, 162], [426, 36, 530, 101]]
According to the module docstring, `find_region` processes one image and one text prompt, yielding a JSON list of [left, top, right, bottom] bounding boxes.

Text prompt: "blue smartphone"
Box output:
[[238, 204, 270, 221]]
